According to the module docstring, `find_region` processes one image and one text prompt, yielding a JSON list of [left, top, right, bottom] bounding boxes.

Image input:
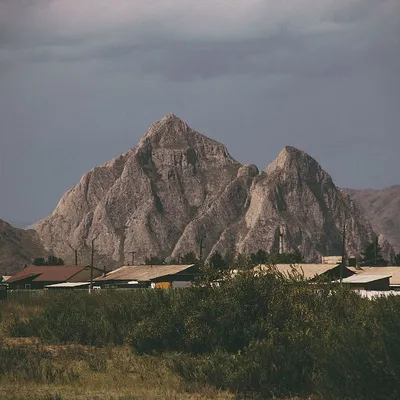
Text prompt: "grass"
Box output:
[[0, 297, 233, 399], [0, 344, 234, 400]]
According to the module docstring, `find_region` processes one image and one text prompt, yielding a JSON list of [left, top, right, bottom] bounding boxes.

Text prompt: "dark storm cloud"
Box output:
[[2, 0, 397, 83]]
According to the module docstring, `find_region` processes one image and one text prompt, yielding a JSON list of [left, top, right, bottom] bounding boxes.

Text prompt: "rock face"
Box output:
[[206, 146, 374, 260], [345, 186, 400, 254], [35, 114, 375, 266], [0, 219, 47, 275]]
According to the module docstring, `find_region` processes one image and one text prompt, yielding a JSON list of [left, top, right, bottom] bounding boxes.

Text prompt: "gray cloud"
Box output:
[[0, 0, 399, 224]]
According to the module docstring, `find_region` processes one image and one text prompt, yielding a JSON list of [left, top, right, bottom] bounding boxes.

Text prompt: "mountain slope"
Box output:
[[0, 219, 47, 275], [35, 114, 375, 266], [345, 186, 400, 253], [208, 146, 374, 259], [36, 114, 244, 265]]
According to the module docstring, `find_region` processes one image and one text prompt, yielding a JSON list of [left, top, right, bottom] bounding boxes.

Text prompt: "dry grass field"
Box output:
[[0, 343, 234, 400]]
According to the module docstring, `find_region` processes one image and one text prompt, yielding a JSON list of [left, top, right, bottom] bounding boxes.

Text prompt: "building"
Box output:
[[94, 264, 198, 289], [255, 263, 355, 281], [321, 256, 342, 265], [341, 274, 392, 291], [44, 282, 92, 290], [6, 266, 106, 290], [1, 276, 11, 283], [349, 266, 400, 289]]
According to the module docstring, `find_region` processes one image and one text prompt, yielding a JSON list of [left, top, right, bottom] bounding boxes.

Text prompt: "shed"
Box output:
[[341, 274, 392, 291], [349, 266, 400, 288], [95, 264, 197, 288]]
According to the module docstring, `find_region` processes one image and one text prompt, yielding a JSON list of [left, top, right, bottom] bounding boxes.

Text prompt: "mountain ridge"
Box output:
[[30, 114, 379, 267], [0, 219, 47, 275], [344, 186, 400, 254]]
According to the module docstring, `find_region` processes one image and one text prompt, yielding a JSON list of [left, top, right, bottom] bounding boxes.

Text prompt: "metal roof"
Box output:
[[255, 263, 347, 280], [95, 264, 195, 282], [45, 282, 90, 288], [342, 274, 392, 284], [350, 267, 400, 285], [7, 266, 88, 284]]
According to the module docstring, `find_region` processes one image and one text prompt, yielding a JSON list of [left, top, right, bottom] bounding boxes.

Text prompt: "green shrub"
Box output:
[[5, 272, 400, 399]]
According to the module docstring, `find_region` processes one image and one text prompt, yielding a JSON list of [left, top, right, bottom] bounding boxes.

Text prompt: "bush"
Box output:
[[6, 272, 400, 399]]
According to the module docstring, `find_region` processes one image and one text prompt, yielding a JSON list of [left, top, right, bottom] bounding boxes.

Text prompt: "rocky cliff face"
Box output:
[[0, 219, 47, 275], [345, 186, 400, 254], [35, 114, 375, 266], [206, 146, 374, 260]]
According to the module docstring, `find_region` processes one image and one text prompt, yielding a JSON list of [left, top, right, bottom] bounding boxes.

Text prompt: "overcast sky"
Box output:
[[0, 0, 399, 226]]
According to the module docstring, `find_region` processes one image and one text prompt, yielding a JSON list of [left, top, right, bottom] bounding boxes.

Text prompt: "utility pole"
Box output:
[[89, 238, 95, 293], [374, 236, 378, 266], [340, 223, 346, 283], [129, 251, 136, 266], [74, 249, 78, 266]]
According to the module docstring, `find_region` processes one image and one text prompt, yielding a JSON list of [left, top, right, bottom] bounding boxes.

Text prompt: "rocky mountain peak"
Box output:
[[138, 114, 192, 148], [266, 145, 332, 184], [33, 116, 376, 267]]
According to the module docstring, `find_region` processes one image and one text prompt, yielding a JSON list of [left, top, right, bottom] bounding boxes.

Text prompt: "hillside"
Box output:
[[0, 219, 47, 275], [345, 186, 400, 253], [34, 114, 375, 266]]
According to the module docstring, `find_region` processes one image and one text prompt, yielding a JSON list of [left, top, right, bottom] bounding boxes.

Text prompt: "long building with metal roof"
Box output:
[[94, 264, 197, 288]]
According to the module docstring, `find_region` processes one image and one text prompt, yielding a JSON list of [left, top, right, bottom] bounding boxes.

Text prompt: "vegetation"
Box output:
[[2, 271, 400, 399], [144, 256, 166, 265], [145, 249, 303, 269], [360, 240, 387, 266], [0, 344, 231, 400], [32, 255, 65, 266]]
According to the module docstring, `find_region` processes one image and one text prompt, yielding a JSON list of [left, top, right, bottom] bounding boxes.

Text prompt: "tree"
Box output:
[[180, 252, 199, 265], [235, 253, 253, 270], [268, 250, 304, 265], [360, 241, 387, 266], [144, 256, 166, 265], [33, 257, 46, 266], [286, 249, 304, 264], [250, 249, 269, 266], [33, 255, 64, 266], [208, 251, 228, 271], [394, 253, 400, 266], [47, 255, 64, 266]]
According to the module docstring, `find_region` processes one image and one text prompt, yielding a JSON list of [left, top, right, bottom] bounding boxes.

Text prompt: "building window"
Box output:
[[24, 284, 31, 290]]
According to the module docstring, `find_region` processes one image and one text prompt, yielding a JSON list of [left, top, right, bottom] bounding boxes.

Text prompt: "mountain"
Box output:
[[34, 114, 375, 266], [345, 186, 400, 254], [0, 219, 47, 275], [207, 146, 375, 260]]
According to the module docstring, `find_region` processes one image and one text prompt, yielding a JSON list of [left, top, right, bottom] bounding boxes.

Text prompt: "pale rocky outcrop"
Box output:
[[35, 115, 376, 266]]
